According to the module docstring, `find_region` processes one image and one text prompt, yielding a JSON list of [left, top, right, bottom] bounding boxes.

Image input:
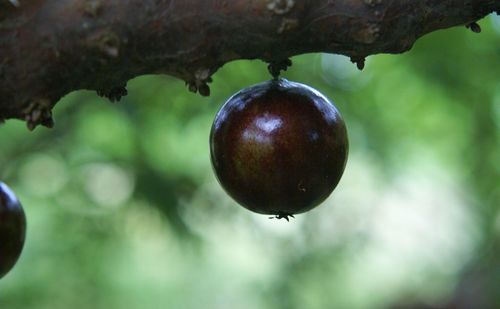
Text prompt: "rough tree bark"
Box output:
[[0, 0, 498, 129]]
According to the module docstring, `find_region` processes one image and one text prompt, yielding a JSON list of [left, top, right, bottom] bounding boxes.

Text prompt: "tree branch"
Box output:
[[0, 0, 498, 129]]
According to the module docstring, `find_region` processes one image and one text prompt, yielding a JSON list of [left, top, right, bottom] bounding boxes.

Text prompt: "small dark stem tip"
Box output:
[[466, 22, 481, 33], [267, 58, 293, 79], [269, 213, 295, 222]]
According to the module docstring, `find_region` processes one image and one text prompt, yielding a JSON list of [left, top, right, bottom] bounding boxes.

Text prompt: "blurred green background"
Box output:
[[0, 14, 499, 309]]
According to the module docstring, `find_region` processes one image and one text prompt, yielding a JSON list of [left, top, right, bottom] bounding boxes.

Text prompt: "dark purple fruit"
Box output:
[[0, 182, 26, 279], [210, 79, 348, 218]]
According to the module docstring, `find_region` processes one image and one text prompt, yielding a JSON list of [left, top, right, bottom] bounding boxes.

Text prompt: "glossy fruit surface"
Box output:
[[0, 182, 26, 279], [210, 79, 348, 217]]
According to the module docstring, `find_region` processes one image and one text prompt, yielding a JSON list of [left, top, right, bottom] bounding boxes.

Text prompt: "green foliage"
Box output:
[[0, 15, 498, 309]]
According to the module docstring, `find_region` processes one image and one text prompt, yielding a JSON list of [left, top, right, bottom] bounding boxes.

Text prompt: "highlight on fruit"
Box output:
[[210, 79, 348, 220], [0, 182, 27, 279]]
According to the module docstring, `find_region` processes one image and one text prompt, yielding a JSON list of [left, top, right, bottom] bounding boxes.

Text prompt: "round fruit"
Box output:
[[210, 79, 348, 218], [0, 182, 26, 279]]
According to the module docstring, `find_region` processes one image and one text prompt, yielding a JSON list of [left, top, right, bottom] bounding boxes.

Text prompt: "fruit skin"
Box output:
[[210, 79, 348, 216], [0, 182, 26, 279]]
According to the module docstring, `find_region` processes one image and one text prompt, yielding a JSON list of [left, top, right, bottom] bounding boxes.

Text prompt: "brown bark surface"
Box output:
[[0, 0, 498, 129]]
